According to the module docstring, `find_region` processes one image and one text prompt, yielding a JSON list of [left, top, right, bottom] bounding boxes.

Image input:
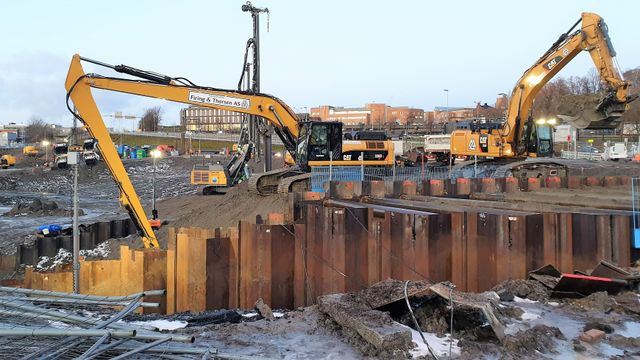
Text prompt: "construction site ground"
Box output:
[[0, 156, 638, 254], [1, 155, 640, 358]]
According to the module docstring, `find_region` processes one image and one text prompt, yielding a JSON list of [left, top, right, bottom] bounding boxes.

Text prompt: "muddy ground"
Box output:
[[126, 278, 640, 359], [0, 154, 291, 254]]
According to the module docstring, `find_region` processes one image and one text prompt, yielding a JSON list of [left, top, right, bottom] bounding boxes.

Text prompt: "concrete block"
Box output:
[[368, 181, 386, 198], [579, 329, 605, 344], [505, 177, 519, 193], [568, 176, 583, 189], [317, 293, 413, 352], [585, 176, 602, 187], [400, 180, 417, 196], [330, 181, 361, 200], [456, 178, 471, 196], [545, 176, 561, 189], [480, 178, 497, 193], [618, 176, 631, 186], [526, 177, 541, 192], [603, 176, 617, 187], [429, 179, 445, 196]]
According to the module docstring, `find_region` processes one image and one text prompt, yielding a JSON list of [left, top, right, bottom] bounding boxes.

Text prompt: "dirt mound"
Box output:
[[157, 181, 290, 230], [556, 94, 601, 117], [502, 325, 564, 355], [491, 279, 550, 302], [3, 198, 83, 217]]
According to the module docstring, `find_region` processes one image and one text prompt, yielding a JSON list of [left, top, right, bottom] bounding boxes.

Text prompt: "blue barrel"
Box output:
[[130, 149, 137, 159]]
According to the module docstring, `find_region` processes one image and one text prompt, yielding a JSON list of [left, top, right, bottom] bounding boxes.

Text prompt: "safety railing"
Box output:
[[310, 164, 497, 192]]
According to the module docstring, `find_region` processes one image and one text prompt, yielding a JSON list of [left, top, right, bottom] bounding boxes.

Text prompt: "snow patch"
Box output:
[[514, 296, 538, 303], [79, 241, 110, 258], [520, 311, 540, 321], [129, 319, 188, 331], [547, 301, 559, 306], [273, 311, 285, 318], [35, 248, 72, 271], [397, 323, 460, 358]]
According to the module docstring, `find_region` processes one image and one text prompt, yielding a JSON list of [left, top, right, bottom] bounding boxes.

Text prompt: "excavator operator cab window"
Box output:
[[296, 122, 343, 168], [535, 125, 553, 157]]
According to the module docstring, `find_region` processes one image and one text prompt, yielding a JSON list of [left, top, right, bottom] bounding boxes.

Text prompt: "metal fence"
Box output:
[[310, 164, 498, 192], [631, 178, 640, 249]]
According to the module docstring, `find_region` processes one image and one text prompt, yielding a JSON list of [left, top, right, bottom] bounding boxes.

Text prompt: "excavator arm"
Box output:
[[64, 54, 303, 248], [504, 12, 633, 146]]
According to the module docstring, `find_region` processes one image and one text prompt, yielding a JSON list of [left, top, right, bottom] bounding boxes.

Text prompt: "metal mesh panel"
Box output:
[[310, 165, 498, 192]]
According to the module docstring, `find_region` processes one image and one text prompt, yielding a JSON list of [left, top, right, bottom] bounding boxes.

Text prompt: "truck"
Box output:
[[602, 141, 628, 161]]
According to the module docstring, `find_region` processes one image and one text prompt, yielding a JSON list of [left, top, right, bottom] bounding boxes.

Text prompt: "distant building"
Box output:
[[310, 103, 424, 127], [180, 106, 244, 132]]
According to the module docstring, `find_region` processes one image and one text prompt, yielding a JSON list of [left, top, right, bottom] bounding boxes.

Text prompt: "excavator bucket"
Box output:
[[556, 93, 632, 130]]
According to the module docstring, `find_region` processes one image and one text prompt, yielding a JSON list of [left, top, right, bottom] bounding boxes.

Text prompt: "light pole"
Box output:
[[41, 140, 50, 165], [443, 89, 449, 123], [150, 150, 162, 221]]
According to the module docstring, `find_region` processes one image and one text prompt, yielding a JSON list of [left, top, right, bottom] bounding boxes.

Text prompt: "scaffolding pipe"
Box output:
[[110, 337, 172, 360], [112, 342, 214, 355], [1, 296, 159, 308], [75, 333, 111, 360], [0, 328, 135, 338], [84, 338, 131, 360], [0, 286, 165, 301]]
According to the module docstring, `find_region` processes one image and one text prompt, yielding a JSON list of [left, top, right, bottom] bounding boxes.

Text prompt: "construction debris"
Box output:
[[254, 297, 275, 321]]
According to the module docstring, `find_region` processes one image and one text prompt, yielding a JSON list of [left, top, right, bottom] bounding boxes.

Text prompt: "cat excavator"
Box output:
[[450, 12, 636, 178], [65, 54, 395, 247]]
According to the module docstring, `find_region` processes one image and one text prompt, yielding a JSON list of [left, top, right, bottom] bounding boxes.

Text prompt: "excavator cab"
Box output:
[[295, 121, 343, 170], [524, 123, 554, 158]]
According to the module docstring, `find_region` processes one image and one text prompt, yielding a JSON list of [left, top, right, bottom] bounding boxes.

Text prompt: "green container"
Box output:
[[136, 149, 146, 158]]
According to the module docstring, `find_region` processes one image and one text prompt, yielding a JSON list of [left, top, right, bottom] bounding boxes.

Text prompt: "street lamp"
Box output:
[[443, 89, 449, 123], [150, 149, 162, 221], [41, 140, 50, 164]]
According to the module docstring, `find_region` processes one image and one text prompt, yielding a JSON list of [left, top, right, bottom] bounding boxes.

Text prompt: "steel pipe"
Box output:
[[110, 337, 172, 360], [0, 286, 165, 301], [0, 328, 135, 338]]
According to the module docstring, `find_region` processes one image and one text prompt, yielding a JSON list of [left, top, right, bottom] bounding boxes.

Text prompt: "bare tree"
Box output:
[[138, 106, 163, 132], [25, 117, 52, 143], [621, 68, 640, 134]]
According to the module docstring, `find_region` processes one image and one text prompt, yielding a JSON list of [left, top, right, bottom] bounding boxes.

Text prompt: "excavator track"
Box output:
[[276, 173, 311, 194], [491, 158, 569, 179], [248, 168, 309, 195]]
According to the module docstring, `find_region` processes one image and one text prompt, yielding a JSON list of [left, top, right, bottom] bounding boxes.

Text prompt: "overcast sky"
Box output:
[[1, 0, 638, 127]]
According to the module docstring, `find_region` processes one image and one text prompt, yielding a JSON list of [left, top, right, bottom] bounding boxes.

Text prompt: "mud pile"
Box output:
[[3, 199, 83, 217]]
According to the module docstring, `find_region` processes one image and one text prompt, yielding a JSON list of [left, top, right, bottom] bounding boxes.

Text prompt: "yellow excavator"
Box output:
[[65, 54, 395, 247], [451, 12, 636, 177]]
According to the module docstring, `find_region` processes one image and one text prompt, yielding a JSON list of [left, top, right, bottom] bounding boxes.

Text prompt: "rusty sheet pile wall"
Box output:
[[165, 199, 634, 312]]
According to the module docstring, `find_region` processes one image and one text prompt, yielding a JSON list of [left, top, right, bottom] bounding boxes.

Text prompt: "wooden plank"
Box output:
[[228, 227, 240, 309], [142, 249, 168, 314], [175, 232, 191, 312], [166, 227, 177, 314]]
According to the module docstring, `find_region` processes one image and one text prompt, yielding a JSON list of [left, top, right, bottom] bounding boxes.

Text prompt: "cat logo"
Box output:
[[468, 139, 477, 150]]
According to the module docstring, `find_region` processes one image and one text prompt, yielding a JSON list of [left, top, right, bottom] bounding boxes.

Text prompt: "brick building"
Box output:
[[180, 106, 244, 132], [310, 103, 424, 127]]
